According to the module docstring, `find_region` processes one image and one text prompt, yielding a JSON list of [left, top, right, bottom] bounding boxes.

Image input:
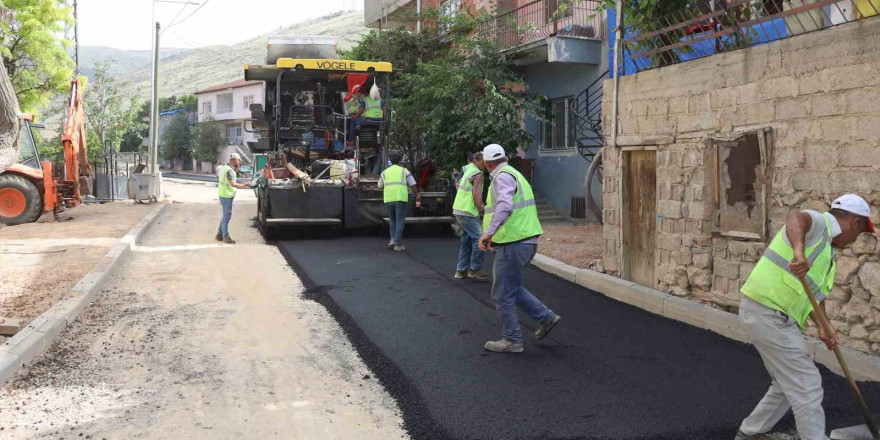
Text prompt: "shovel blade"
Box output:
[[831, 425, 877, 440]]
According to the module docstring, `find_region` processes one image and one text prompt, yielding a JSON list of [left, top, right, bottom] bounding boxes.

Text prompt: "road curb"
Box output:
[[531, 252, 880, 382], [0, 203, 168, 385]]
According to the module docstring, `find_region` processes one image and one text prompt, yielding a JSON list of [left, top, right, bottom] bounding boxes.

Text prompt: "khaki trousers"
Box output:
[[738, 296, 829, 440]]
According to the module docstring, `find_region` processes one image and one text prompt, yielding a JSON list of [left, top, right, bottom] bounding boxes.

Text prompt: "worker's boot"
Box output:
[[467, 270, 490, 280], [733, 430, 781, 440], [215, 233, 223, 242], [454, 270, 468, 279], [223, 236, 236, 245], [394, 245, 406, 251], [484, 339, 523, 353], [535, 314, 561, 340], [388, 239, 395, 249]]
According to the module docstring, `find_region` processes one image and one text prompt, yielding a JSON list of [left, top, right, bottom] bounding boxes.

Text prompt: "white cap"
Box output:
[[230, 153, 242, 161], [831, 194, 874, 232], [482, 144, 506, 161]]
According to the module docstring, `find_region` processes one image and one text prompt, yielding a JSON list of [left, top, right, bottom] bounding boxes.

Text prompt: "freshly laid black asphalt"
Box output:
[[277, 235, 880, 440]]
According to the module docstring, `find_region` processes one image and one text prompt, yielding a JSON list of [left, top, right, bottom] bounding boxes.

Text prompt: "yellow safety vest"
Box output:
[[218, 164, 236, 198], [452, 163, 481, 217], [483, 165, 543, 244], [382, 164, 409, 203], [741, 219, 836, 328], [364, 97, 383, 119]]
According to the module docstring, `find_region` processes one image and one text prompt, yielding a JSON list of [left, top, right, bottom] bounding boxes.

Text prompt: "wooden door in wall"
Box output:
[[623, 149, 657, 287]]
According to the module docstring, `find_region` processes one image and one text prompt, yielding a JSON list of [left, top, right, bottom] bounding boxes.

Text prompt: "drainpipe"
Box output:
[[610, 0, 622, 150], [416, 0, 422, 33]]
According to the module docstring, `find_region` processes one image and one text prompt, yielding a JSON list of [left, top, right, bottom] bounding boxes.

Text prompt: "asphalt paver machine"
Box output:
[[245, 44, 454, 238]]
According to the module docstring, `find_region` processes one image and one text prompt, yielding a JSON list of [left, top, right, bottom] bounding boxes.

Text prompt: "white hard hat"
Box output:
[[832, 194, 874, 232], [482, 144, 506, 161], [230, 153, 241, 161]]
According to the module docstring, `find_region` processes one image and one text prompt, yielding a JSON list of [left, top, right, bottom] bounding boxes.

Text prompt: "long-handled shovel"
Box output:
[[798, 276, 880, 440]]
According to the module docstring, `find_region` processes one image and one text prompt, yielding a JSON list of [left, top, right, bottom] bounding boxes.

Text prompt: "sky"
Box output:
[[76, 0, 364, 51]]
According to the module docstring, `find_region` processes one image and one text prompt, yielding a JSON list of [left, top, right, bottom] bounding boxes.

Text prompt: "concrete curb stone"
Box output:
[[531, 252, 880, 382], [0, 203, 168, 385]]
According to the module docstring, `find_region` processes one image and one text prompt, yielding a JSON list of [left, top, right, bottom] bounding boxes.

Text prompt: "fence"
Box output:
[[621, 0, 880, 73], [478, 0, 605, 52]]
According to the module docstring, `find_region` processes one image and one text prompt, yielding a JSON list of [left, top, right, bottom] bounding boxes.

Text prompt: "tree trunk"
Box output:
[[0, 60, 21, 172]]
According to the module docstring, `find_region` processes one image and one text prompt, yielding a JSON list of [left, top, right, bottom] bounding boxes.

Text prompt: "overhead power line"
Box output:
[[165, 0, 212, 29]]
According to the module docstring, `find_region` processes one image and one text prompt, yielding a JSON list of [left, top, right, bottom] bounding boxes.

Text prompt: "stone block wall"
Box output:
[[600, 17, 880, 355]]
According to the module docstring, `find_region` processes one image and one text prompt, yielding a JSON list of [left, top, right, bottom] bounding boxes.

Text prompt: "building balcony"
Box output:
[[478, 0, 606, 66]]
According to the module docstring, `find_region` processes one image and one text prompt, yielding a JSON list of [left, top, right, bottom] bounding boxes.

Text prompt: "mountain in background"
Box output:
[[114, 10, 371, 100], [77, 46, 190, 80]]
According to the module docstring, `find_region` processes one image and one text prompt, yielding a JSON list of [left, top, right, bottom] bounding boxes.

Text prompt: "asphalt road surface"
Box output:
[[278, 235, 880, 440]]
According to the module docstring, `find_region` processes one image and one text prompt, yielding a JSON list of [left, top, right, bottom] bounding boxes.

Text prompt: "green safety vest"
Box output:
[[364, 97, 383, 119], [483, 165, 543, 244], [452, 163, 482, 217], [382, 164, 409, 203], [218, 164, 236, 198], [741, 218, 836, 329]]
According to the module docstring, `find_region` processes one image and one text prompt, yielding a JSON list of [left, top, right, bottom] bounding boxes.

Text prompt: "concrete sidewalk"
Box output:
[[0, 196, 406, 439]]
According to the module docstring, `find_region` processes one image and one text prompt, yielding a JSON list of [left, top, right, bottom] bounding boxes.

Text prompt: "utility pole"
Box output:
[[73, 0, 80, 76], [149, 22, 160, 176], [416, 0, 421, 33]]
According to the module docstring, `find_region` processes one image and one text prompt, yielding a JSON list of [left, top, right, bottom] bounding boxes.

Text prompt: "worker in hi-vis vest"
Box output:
[[735, 194, 874, 440], [477, 144, 560, 353], [345, 83, 386, 141], [216, 153, 250, 244], [378, 153, 420, 251], [452, 151, 489, 280]]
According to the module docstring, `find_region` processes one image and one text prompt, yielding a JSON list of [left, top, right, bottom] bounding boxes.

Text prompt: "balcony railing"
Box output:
[[621, 0, 880, 73], [478, 0, 605, 52]]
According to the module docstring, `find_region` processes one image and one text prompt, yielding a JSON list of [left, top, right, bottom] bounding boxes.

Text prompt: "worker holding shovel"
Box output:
[[736, 194, 874, 440]]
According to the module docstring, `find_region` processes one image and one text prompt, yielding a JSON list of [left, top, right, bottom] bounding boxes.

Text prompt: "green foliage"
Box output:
[[0, 0, 75, 114], [84, 60, 146, 153], [190, 115, 222, 163], [344, 8, 543, 172], [160, 113, 191, 162]]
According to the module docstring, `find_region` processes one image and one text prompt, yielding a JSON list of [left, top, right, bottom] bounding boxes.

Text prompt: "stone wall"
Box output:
[[601, 17, 880, 355]]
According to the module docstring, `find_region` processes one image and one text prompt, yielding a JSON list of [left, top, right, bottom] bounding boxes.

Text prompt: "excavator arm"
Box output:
[[54, 78, 91, 208]]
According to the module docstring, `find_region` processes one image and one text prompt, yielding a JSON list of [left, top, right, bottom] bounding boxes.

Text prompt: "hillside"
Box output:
[[118, 11, 371, 99], [78, 46, 190, 80]]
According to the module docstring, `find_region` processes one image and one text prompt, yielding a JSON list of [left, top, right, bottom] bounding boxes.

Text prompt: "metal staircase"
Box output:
[[569, 69, 609, 161]]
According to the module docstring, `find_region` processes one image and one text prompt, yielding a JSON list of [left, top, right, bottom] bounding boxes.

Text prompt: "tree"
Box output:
[[191, 115, 222, 164], [160, 113, 191, 167], [0, 48, 20, 171], [0, 0, 75, 114], [84, 60, 145, 153], [344, 9, 544, 171]]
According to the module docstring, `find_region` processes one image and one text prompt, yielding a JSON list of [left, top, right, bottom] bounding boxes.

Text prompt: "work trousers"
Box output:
[[387, 201, 407, 246], [738, 296, 829, 440], [455, 215, 485, 272], [218, 196, 234, 238], [491, 242, 555, 344]]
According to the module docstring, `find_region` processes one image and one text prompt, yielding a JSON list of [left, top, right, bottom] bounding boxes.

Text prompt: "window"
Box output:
[[217, 93, 233, 114], [441, 0, 461, 19], [243, 95, 254, 110], [538, 97, 575, 152], [17, 123, 39, 170], [201, 101, 212, 115], [713, 129, 771, 240], [227, 124, 242, 138]]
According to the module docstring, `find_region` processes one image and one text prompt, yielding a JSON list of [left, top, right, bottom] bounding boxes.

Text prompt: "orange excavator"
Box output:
[[0, 79, 91, 225]]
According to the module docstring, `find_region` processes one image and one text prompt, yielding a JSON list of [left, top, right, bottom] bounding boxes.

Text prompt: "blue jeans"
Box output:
[[387, 201, 407, 245], [218, 196, 234, 238], [491, 242, 555, 344], [456, 215, 484, 272]]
